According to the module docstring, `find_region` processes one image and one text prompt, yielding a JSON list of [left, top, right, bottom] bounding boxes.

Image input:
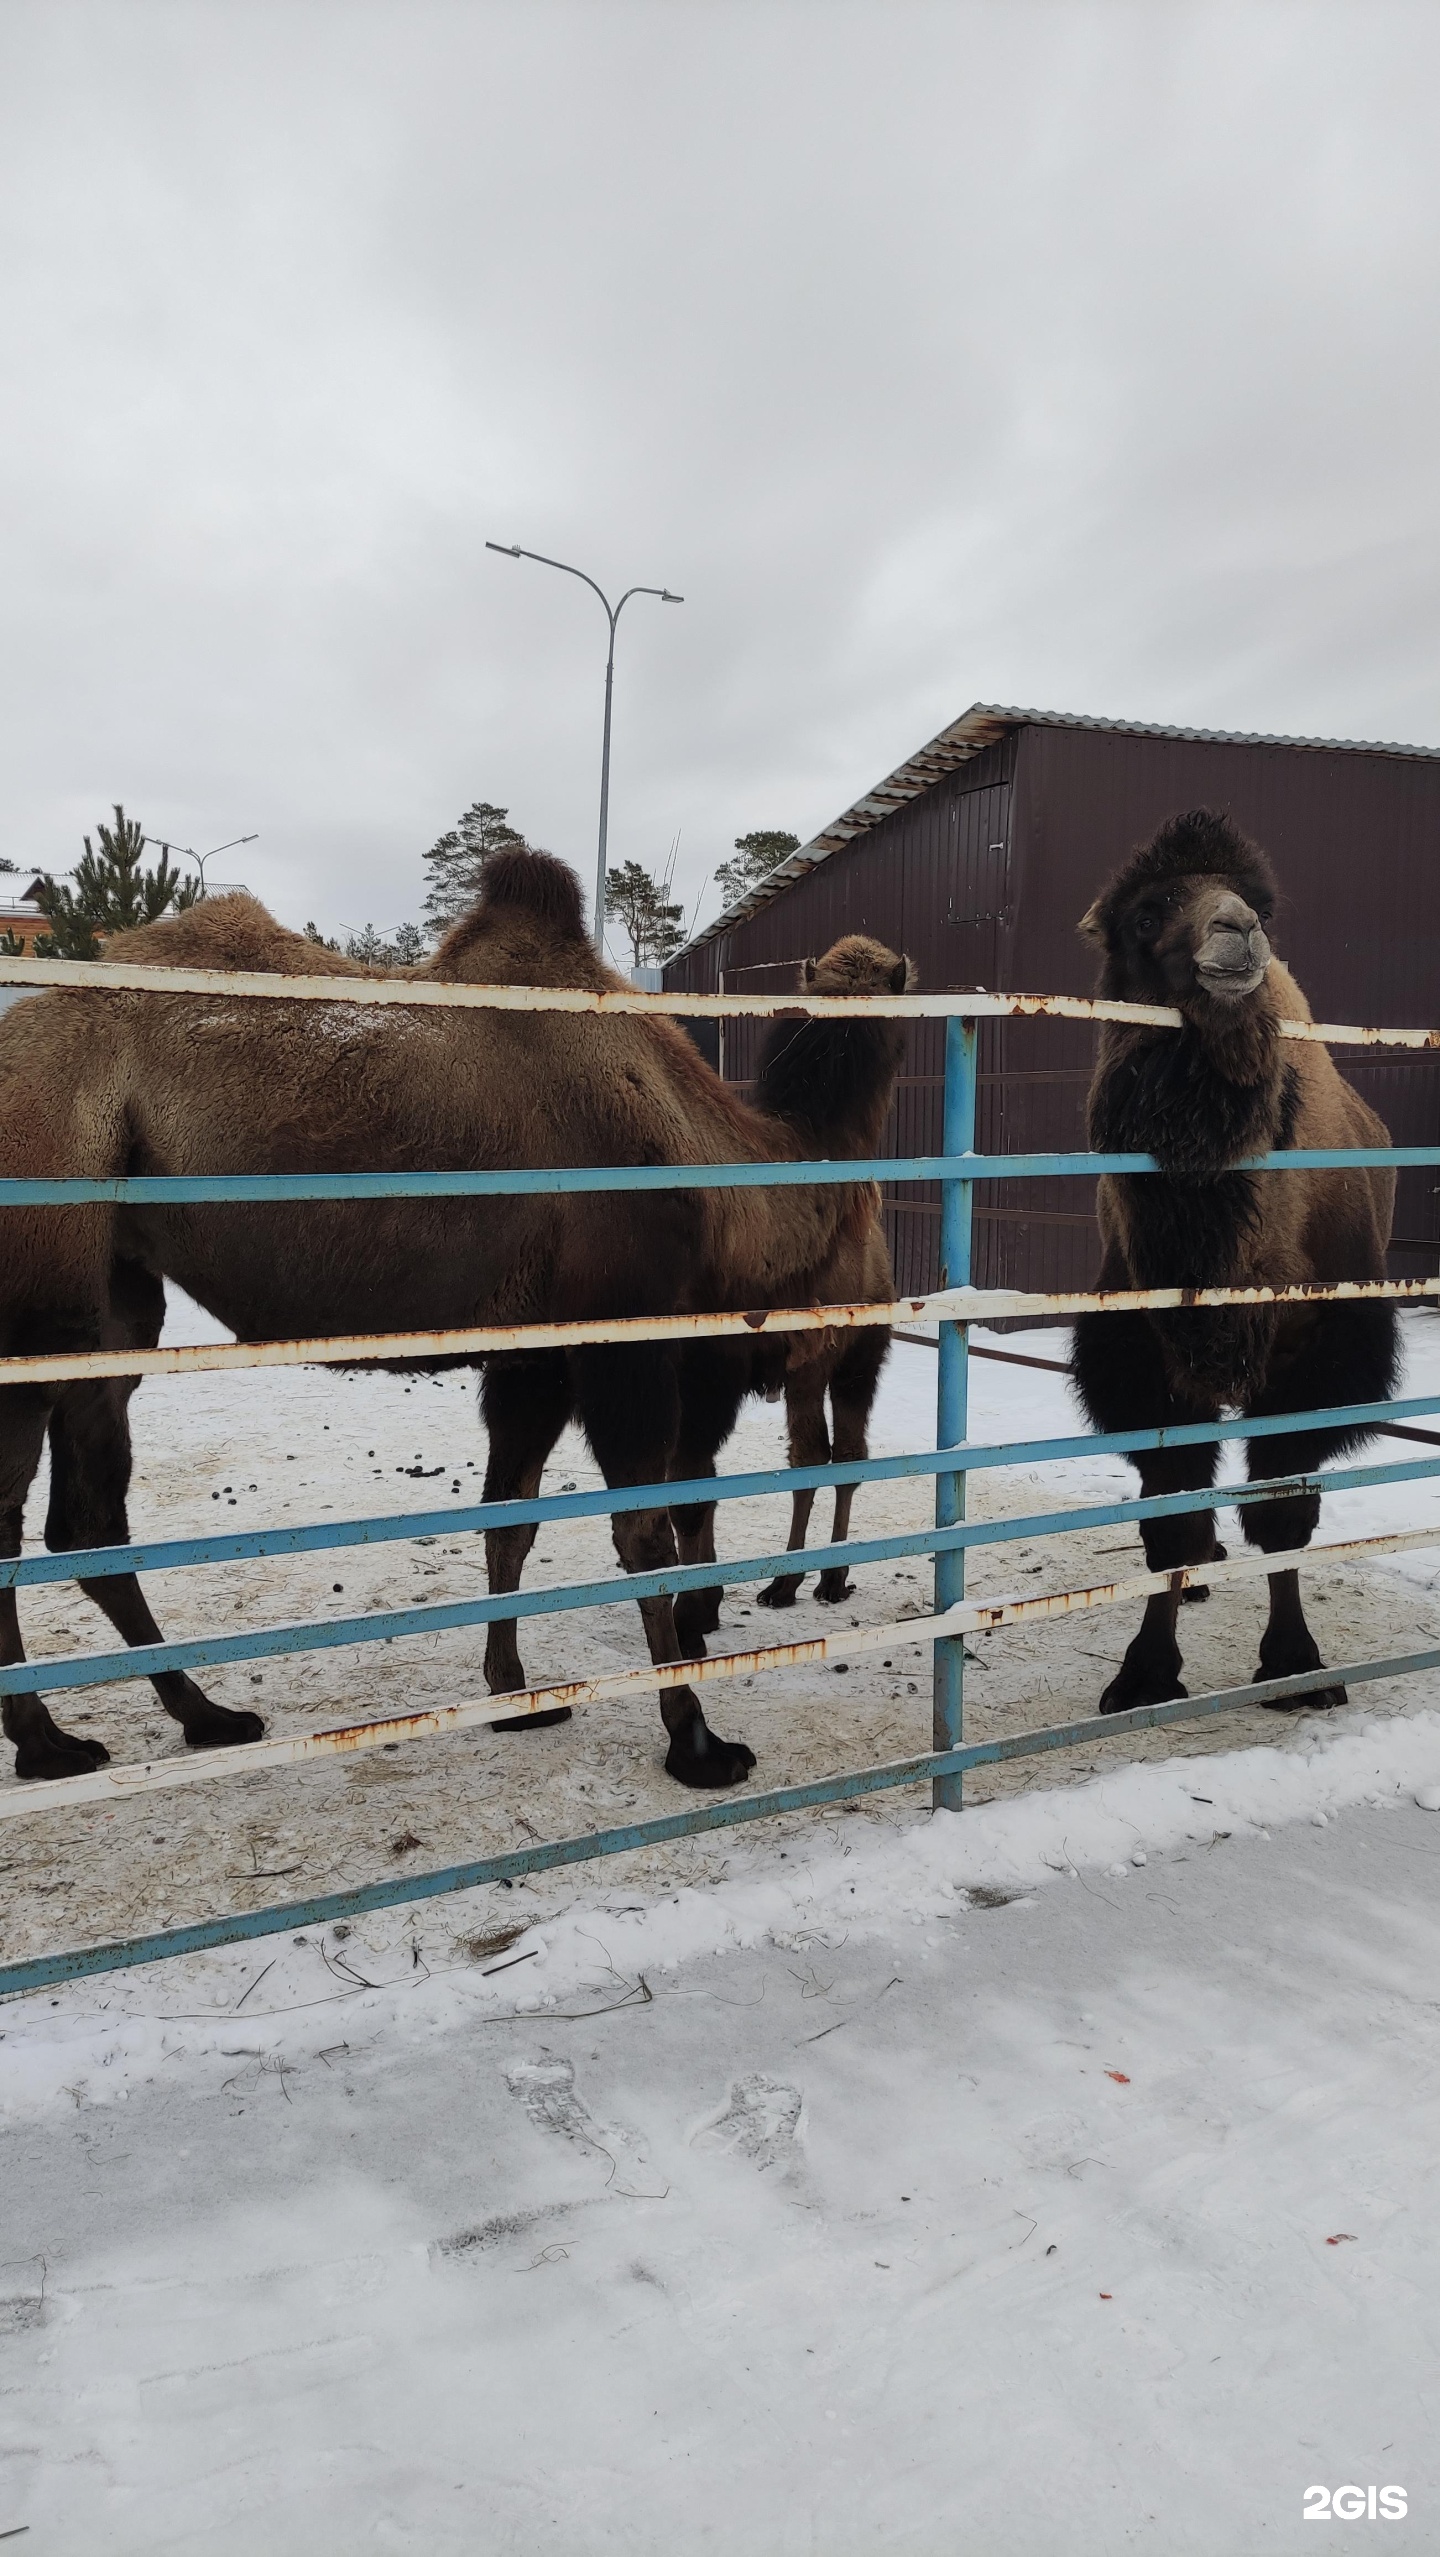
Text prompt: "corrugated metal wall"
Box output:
[[667, 722, 1440, 1296]]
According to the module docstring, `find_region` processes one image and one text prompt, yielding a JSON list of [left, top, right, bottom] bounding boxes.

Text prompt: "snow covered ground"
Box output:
[[4, 1304, 1440, 2548], [4, 1728, 1440, 2552], [7, 1298, 1440, 1968]]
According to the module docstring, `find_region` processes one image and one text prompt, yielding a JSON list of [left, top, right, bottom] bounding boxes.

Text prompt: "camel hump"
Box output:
[[476, 847, 589, 937], [103, 893, 369, 978]]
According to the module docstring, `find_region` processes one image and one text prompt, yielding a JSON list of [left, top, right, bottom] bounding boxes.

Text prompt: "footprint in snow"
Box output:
[[504, 2056, 653, 2190], [693, 2073, 804, 2171]]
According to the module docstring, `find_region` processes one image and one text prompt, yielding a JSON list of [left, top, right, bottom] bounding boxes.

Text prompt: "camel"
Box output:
[[475, 937, 906, 1692], [668, 1216, 893, 1644], [1070, 808, 1397, 1715], [0, 850, 908, 1789], [663, 995, 898, 1651]]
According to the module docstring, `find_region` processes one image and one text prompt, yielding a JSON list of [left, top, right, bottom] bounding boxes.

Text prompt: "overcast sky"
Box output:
[[3, 0, 1437, 948]]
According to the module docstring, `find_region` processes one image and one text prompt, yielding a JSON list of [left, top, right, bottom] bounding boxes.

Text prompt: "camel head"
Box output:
[[754, 933, 912, 1154], [1079, 809, 1277, 1018], [802, 936, 912, 999]]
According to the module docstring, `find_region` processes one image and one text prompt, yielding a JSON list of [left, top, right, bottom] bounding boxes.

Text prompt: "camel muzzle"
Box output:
[[1195, 917, 1271, 998]]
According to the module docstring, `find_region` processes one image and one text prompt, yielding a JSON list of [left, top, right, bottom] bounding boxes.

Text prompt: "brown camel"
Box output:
[[1071, 809, 1397, 1715], [0, 851, 907, 1788], [475, 936, 907, 1692], [663, 978, 899, 1646]]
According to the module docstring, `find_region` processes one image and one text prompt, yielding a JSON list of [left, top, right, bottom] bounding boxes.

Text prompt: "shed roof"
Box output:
[[678, 702, 1440, 957]]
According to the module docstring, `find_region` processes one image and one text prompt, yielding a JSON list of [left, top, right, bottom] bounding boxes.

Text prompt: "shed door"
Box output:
[[942, 781, 1011, 989]]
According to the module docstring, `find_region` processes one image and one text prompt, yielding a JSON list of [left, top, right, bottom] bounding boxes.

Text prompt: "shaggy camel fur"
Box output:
[[663, 986, 899, 1651], [1071, 808, 1396, 1715], [476, 936, 908, 1692], [0, 852, 907, 1789]]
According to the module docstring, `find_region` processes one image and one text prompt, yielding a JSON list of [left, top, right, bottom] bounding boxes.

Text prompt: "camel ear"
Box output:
[[889, 957, 909, 993], [802, 957, 819, 988], [1077, 899, 1107, 946]]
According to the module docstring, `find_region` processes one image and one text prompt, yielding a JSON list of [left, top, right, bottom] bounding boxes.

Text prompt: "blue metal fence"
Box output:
[[3, 967, 1439, 1999]]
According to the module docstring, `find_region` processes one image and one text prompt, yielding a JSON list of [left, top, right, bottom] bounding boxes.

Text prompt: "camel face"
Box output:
[[802, 936, 911, 998], [1097, 872, 1273, 1010]]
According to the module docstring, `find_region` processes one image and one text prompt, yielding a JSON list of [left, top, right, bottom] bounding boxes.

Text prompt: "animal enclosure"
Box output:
[[3, 949, 1440, 1996], [664, 707, 1440, 1298]]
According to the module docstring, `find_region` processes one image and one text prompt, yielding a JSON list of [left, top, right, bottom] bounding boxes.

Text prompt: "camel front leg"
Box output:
[[1073, 1310, 1221, 1714], [813, 1329, 887, 1604], [47, 1380, 265, 1752], [572, 1346, 755, 1789], [1242, 1481, 1343, 1707], [1237, 1302, 1397, 1710], [2, 1384, 114, 1780]]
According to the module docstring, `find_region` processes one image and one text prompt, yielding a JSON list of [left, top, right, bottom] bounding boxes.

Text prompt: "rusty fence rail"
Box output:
[[1, 967, 1439, 1995]]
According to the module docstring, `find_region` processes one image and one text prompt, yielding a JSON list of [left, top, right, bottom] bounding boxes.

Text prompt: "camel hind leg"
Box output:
[[479, 1353, 575, 1724], [570, 1344, 755, 1789], [756, 1365, 828, 1609], [0, 1383, 115, 1779], [1240, 1301, 1399, 1711], [44, 1261, 264, 1752], [670, 1345, 749, 1658]]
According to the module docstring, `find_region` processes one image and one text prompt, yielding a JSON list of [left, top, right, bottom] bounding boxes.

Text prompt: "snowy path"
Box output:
[[4, 1735, 1440, 2553]]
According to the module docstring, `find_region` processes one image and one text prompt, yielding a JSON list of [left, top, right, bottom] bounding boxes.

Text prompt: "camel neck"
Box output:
[[752, 1016, 905, 1158]]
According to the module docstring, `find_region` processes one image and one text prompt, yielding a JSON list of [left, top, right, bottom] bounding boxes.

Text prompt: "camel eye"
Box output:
[[1132, 907, 1161, 942]]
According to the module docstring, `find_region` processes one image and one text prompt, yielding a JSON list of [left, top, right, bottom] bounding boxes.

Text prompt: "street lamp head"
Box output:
[[661, 590, 684, 604], [486, 541, 523, 558]]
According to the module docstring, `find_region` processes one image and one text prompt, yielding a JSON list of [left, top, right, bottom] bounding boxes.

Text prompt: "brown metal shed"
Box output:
[[663, 707, 1440, 1297]]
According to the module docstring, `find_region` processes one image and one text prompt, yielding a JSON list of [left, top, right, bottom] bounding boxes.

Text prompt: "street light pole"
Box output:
[[486, 542, 682, 951], [142, 832, 258, 898]]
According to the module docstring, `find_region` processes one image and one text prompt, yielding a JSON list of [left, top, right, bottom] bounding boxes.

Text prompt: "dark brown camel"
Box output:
[[476, 937, 907, 1689], [1071, 809, 1397, 1715], [0, 851, 907, 1789], [664, 979, 899, 1649]]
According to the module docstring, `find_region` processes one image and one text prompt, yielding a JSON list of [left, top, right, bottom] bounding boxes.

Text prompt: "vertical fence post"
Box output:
[[932, 1015, 977, 1811]]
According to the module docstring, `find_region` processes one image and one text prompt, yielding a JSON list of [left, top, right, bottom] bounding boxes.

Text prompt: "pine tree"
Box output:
[[344, 924, 390, 965], [340, 919, 427, 966], [712, 828, 801, 912], [32, 805, 198, 960], [605, 860, 686, 968], [304, 921, 342, 952], [422, 801, 529, 937]]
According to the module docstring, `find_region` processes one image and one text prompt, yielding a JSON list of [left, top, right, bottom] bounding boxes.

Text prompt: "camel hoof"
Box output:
[[815, 1572, 853, 1605], [1261, 1680, 1346, 1713], [185, 1705, 265, 1749], [1099, 1674, 1187, 1717], [15, 1730, 111, 1780], [492, 1705, 573, 1732], [664, 1729, 756, 1789], [1180, 1583, 1211, 1605], [756, 1579, 801, 1609]]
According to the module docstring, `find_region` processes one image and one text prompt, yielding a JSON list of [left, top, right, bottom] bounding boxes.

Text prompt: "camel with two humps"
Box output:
[[0, 849, 907, 1790], [1071, 808, 1396, 1717]]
